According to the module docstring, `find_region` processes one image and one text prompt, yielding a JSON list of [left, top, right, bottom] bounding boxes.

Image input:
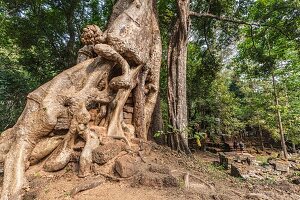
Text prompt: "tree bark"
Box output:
[[258, 123, 264, 151], [167, 0, 191, 154], [292, 143, 296, 153], [148, 93, 164, 142], [272, 72, 288, 159], [64, 0, 80, 67]]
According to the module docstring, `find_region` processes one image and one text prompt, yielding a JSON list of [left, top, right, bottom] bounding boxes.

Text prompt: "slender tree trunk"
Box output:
[[167, 0, 191, 154], [65, 0, 80, 67], [292, 143, 296, 153], [272, 72, 288, 159], [258, 123, 264, 151]]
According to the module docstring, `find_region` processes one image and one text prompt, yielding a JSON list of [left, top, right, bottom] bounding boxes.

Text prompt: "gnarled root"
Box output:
[[94, 44, 130, 89], [43, 127, 75, 172], [1, 135, 34, 200], [107, 65, 142, 144], [78, 129, 100, 177], [0, 128, 14, 164], [29, 136, 64, 165]]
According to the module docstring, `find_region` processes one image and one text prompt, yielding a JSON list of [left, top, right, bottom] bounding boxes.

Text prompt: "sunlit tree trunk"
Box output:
[[272, 72, 288, 159], [167, 0, 191, 154], [258, 123, 264, 151]]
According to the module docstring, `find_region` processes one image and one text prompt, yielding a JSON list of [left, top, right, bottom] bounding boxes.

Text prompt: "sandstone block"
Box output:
[[92, 141, 125, 165], [115, 154, 138, 178], [148, 164, 170, 175], [133, 172, 178, 188], [274, 160, 289, 173]]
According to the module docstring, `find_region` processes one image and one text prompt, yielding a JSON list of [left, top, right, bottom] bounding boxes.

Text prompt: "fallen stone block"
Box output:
[[115, 154, 139, 178], [231, 163, 253, 179], [274, 160, 289, 173], [235, 153, 255, 165], [219, 152, 234, 169], [148, 164, 170, 175], [92, 141, 126, 165], [133, 172, 178, 188]]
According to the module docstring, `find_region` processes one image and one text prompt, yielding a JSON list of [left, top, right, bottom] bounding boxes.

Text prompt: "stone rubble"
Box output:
[[219, 152, 300, 183]]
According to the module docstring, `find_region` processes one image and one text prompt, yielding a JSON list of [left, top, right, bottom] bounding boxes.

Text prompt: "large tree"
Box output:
[[167, 0, 190, 153], [0, 0, 161, 199]]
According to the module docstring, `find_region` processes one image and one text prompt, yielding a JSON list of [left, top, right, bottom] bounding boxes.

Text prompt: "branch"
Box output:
[[189, 11, 256, 26], [189, 11, 291, 39]]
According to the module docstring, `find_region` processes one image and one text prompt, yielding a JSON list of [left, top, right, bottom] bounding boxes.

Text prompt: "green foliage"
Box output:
[[0, 0, 112, 132], [0, 0, 299, 149], [234, 0, 300, 144]]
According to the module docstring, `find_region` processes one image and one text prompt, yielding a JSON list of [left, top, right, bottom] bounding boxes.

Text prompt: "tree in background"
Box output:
[[235, 0, 299, 158]]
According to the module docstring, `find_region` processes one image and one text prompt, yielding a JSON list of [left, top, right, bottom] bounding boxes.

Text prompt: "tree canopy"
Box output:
[[0, 0, 299, 150]]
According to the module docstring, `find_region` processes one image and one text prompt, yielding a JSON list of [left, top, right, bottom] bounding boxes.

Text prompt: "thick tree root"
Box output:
[[107, 65, 142, 143], [43, 129, 75, 172], [29, 136, 64, 165], [70, 177, 105, 198], [78, 129, 100, 177], [0, 128, 14, 164]]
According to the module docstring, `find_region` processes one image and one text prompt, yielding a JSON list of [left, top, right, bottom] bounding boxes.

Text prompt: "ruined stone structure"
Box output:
[[0, 0, 161, 199]]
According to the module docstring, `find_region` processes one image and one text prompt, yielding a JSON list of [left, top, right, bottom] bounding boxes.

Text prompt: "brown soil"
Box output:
[[1, 144, 300, 200]]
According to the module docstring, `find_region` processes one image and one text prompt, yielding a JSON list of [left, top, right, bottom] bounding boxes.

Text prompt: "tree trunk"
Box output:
[[64, 0, 80, 67], [258, 123, 264, 151], [272, 72, 288, 159], [167, 0, 191, 154], [148, 93, 164, 142], [292, 143, 296, 153], [0, 1, 161, 199]]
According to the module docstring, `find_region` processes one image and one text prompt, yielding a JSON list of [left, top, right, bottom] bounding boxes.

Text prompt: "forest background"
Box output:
[[0, 0, 299, 151]]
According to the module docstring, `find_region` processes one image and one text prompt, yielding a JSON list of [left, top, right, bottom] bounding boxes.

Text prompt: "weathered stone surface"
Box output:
[[124, 118, 132, 124], [148, 164, 170, 174], [123, 112, 133, 119], [123, 105, 134, 113], [92, 141, 126, 165], [133, 172, 179, 188], [267, 158, 276, 165], [89, 125, 106, 140], [115, 154, 138, 178], [235, 153, 255, 165], [88, 109, 98, 122], [274, 160, 289, 173], [73, 140, 85, 151], [219, 152, 232, 169], [231, 163, 250, 179], [268, 158, 289, 172]]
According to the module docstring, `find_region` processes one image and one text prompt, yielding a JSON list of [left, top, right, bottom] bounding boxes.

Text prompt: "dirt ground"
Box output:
[[1, 144, 300, 200]]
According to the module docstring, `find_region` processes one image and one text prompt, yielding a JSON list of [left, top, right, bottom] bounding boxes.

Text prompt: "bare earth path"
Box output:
[[1, 145, 300, 200]]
